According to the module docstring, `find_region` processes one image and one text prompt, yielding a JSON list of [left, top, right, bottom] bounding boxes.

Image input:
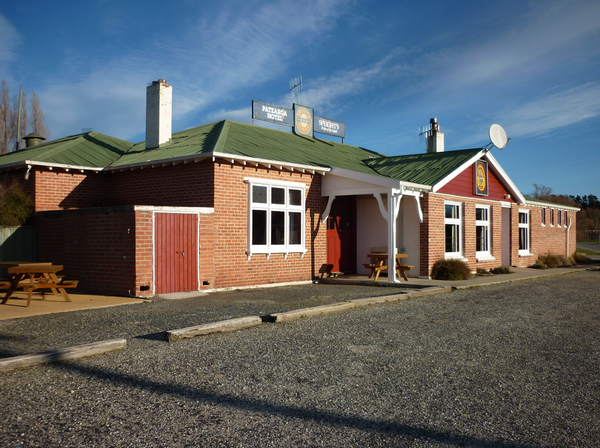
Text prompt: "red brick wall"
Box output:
[[421, 194, 578, 274], [108, 160, 214, 208], [34, 168, 108, 211], [36, 207, 138, 296], [211, 161, 327, 289], [512, 206, 577, 267]]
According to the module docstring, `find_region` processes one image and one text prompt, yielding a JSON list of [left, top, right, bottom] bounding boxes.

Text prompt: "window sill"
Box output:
[[445, 254, 468, 262], [476, 255, 496, 262], [246, 250, 307, 260], [518, 251, 534, 257]]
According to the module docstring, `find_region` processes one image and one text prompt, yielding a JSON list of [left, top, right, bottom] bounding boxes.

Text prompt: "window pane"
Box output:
[[252, 210, 267, 245], [519, 227, 528, 250], [445, 204, 458, 219], [519, 212, 528, 224], [272, 187, 285, 205], [271, 211, 285, 245], [289, 189, 302, 206], [289, 212, 302, 245], [476, 225, 488, 252], [445, 224, 459, 253], [252, 186, 267, 204]]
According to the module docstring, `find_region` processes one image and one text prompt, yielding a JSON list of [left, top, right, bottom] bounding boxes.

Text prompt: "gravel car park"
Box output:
[[1, 270, 599, 447]]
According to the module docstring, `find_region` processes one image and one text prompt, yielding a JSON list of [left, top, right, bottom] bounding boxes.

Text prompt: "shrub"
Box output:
[[571, 252, 591, 265], [531, 253, 571, 269], [490, 266, 512, 275], [431, 259, 472, 280]]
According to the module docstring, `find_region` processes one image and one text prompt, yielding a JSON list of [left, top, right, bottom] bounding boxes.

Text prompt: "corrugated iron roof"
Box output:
[[109, 120, 385, 176], [365, 148, 483, 186], [0, 121, 489, 189], [0, 132, 132, 169]]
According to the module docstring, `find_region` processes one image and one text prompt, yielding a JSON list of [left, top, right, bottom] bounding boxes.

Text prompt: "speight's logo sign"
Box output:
[[294, 105, 313, 137], [252, 100, 346, 140]]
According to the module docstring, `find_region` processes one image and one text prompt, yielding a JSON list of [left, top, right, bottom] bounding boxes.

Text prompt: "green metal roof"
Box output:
[[0, 120, 489, 188], [365, 148, 483, 186], [0, 132, 132, 169], [109, 120, 385, 176]]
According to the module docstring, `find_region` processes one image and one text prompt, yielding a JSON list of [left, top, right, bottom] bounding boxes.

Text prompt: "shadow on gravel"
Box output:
[[52, 360, 538, 448], [134, 331, 167, 341]]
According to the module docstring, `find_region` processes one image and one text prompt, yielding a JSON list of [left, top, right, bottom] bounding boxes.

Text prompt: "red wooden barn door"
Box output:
[[155, 213, 198, 294]]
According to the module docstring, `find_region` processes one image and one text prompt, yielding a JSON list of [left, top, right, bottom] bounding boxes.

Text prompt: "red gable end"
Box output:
[[437, 160, 515, 202]]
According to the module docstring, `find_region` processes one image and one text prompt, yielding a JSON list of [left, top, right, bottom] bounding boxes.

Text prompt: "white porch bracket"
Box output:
[[321, 195, 336, 223], [374, 193, 389, 222]]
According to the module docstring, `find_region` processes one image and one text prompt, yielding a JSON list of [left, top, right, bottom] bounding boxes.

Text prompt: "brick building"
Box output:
[[0, 80, 578, 296]]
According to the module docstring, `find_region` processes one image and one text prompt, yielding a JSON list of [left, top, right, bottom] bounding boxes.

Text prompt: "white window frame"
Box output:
[[476, 204, 494, 260], [246, 178, 306, 258], [557, 209, 562, 227], [541, 208, 546, 226], [518, 209, 531, 256], [550, 208, 555, 227], [444, 201, 464, 259]]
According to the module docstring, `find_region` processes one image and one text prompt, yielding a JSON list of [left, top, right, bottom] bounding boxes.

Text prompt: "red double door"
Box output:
[[154, 213, 198, 294], [326, 197, 356, 273]]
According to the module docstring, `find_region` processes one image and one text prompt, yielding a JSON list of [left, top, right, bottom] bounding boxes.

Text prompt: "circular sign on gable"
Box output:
[[476, 164, 487, 192], [295, 107, 313, 135]]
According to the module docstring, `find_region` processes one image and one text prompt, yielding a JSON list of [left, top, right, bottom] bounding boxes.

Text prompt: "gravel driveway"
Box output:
[[1, 271, 599, 447]]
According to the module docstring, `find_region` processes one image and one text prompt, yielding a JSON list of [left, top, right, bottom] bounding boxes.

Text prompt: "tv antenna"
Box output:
[[484, 124, 510, 151], [290, 76, 302, 104], [419, 118, 439, 146]]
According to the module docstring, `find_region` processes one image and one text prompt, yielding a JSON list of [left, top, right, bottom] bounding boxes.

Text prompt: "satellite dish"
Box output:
[[489, 124, 508, 149]]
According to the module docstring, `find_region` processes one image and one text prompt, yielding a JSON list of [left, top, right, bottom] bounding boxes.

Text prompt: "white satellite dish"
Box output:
[[489, 124, 508, 149]]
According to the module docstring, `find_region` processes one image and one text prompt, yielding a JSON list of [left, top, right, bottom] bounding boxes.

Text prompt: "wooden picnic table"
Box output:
[[1, 263, 78, 307], [365, 253, 414, 281]]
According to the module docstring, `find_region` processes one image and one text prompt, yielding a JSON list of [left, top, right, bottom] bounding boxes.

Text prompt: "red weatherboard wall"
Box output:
[[437, 162, 514, 202]]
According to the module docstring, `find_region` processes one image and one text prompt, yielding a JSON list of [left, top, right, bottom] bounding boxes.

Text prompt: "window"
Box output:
[[476, 205, 492, 259], [550, 208, 554, 226], [247, 179, 305, 256], [518, 210, 530, 255], [564, 211, 568, 227], [445, 201, 463, 258], [541, 208, 546, 226], [557, 209, 562, 227]]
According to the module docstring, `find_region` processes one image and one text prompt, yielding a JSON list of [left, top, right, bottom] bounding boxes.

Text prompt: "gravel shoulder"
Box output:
[[1, 271, 599, 447]]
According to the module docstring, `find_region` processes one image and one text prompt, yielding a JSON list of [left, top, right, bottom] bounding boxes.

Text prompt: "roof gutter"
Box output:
[[0, 160, 103, 174], [105, 151, 331, 175]]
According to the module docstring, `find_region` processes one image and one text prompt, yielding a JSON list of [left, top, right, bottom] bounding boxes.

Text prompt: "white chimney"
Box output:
[[426, 117, 444, 153], [146, 80, 172, 149]]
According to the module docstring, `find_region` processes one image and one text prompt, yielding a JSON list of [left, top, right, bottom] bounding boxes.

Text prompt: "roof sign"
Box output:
[[293, 104, 314, 137], [253, 100, 346, 141], [252, 101, 293, 126], [314, 116, 346, 138]]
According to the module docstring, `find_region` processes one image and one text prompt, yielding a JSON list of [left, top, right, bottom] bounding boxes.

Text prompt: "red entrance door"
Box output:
[[326, 197, 356, 273], [155, 213, 198, 294]]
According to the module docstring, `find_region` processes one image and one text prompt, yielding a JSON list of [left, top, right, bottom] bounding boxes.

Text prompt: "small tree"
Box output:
[[0, 181, 34, 226]]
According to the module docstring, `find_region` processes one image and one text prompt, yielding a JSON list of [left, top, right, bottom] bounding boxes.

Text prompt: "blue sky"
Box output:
[[1, 0, 599, 197]]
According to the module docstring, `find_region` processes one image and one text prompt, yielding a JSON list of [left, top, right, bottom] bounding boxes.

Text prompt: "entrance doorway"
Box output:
[[326, 197, 356, 273]]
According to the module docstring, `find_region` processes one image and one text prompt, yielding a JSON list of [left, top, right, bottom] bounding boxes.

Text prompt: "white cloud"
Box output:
[[502, 83, 600, 138], [0, 14, 21, 82]]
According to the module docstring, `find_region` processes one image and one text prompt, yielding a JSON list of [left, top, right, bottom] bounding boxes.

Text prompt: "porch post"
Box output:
[[388, 191, 402, 283]]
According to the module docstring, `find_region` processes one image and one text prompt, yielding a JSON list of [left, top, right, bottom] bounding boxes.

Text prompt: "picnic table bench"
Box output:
[[0, 263, 79, 307], [364, 253, 414, 281]]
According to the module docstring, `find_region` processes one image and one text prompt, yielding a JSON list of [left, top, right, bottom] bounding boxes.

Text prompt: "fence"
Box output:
[[0, 226, 35, 276]]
